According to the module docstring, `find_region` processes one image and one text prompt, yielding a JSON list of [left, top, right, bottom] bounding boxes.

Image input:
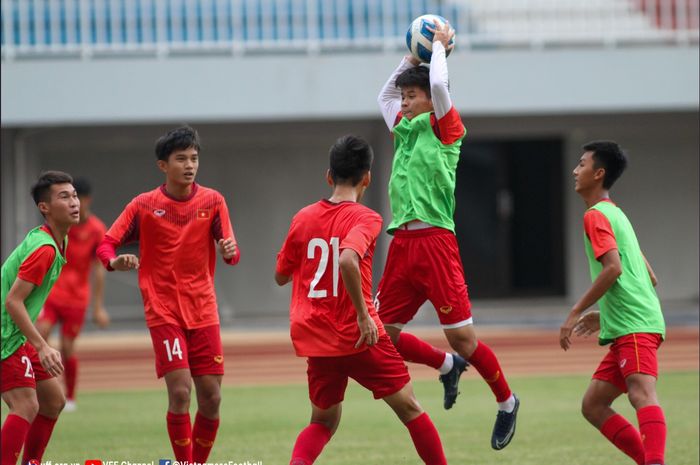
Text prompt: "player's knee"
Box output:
[[40, 393, 66, 417], [449, 337, 476, 358], [168, 385, 192, 408], [393, 395, 423, 424], [580, 397, 604, 424], [627, 388, 656, 409], [199, 390, 222, 413], [15, 396, 40, 422]]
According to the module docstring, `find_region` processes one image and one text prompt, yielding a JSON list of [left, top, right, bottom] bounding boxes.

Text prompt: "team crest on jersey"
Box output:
[[153, 209, 166, 217], [197, 209, 210, 219], [440, 305, 453, 314]]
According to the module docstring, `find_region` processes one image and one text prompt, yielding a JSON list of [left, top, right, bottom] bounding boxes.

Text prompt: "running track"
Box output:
[[74, 327, 698, 391]]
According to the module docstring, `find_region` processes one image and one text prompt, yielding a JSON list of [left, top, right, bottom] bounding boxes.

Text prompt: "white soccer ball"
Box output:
[[406, 14, 455, 64]]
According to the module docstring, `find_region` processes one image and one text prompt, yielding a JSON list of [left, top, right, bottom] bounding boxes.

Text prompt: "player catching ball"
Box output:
[[276, 135, 450, 465], [1, 171, 79, 465], [561, 141, 667, 465], [97, 126, 240, 464], [376, 18, 519, 449]]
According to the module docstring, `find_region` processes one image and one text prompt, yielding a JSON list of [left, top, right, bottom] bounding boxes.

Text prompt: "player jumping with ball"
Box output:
[[376, 18, 519, 450]]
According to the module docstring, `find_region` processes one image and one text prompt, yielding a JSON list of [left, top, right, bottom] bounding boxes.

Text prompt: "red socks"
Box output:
[[405, 413, 447, 465], [395, 335, 512, 404], [192, 413, 220, 464], [599, 407, 666, 465], [1, 414, 30, 465], [166, 412, 192, 462], [468, 341, 512, 402], [600, 414, 645, 465], [21, 414, 58, 464], [395, 333, 445, 370], [289, 422, 331, 465], [637, 405, 666, 465], [64, 356, 78, 401]]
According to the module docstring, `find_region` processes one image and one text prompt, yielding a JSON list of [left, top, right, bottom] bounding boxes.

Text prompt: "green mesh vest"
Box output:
[[388, 112, 465, 234], [584, 201, 665, 345], [1, 226, 66, 359]]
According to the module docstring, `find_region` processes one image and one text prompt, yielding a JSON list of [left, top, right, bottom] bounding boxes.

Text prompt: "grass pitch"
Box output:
[[2, 371, 698, 465]]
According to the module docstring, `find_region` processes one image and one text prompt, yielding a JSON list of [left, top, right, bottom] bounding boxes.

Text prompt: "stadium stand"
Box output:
[[1, 0, 697, 59]]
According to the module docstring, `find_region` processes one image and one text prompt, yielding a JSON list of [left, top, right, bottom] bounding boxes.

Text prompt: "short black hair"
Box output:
[[395, 65, 431, 97], [72, 177, 92, 197], [583, 141, 628, 189], [329, 135, 374, 186], [155, 125, 201, 161], [31, 171, 74, 205]]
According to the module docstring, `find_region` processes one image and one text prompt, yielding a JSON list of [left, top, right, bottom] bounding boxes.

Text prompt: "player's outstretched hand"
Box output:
[[110, 254, 139, 271], [574, 311, 600, 338], [559, 320, 575, 351], [355, 313, 378, 348], [93, 305, 110, 329], [217, 238, 237, 260], [38, 343, 64, 377], [428, 19, 454, 49]]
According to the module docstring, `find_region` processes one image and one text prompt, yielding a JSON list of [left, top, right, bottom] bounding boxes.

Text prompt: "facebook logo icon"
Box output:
[[159, 460, 172, 465]]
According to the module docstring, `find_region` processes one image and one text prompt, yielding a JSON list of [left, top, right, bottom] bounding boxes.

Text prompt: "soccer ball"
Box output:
[[406, 14, 455, 63]]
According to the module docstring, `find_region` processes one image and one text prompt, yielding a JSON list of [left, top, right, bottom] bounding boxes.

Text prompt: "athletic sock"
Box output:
[[467, 340, 512, 402], [192, 412, 220, 464], [394, 332, 446, 370], [2, 414, 30, 465], [637, 405, 666, 465], [438, 353, 454, 375], [21, 414, 58, 464], [405, 412, 447, 465], [289, 422, 331, 465], [166, 412, 192, 463], [64, 355, 78, 401], [600, 414, 645, 465], [497, 394, 516, 413]]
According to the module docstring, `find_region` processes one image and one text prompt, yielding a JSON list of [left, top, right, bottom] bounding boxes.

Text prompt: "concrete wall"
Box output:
[[1, 110, 697, 324], [2, 47, 698, 126]]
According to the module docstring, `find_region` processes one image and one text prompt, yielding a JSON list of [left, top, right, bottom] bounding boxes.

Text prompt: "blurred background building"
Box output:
[[2, 0, 698, 329]]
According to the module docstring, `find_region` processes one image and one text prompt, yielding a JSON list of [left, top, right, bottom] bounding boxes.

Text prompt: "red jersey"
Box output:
[[46, 215, 106, 309], [276, 199, 386, 357], [584, 200, 618, 260], [17, 225, 59, 286], [97, 183, 239, 329]]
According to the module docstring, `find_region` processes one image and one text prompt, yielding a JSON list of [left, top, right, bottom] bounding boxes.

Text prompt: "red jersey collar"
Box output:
[[40, 223, 66, 256], [160, 182, 199, 202], [321, 198, 355, 206]]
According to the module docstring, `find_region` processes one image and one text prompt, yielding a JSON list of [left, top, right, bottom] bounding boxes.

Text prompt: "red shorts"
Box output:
[[37, 300, 87, 339], [149, 324, 224, 378], [592, 333, 663, 393], [1, 343, 52, 392], [376, 227, 472, 328], [306, 335, 411, 409]]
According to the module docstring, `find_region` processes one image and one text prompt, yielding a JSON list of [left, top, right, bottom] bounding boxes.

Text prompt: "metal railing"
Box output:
[[1, 0, 697, 60]]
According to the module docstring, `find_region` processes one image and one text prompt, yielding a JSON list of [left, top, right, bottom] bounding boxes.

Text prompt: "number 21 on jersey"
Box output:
[[307, 237, 339, 298]]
